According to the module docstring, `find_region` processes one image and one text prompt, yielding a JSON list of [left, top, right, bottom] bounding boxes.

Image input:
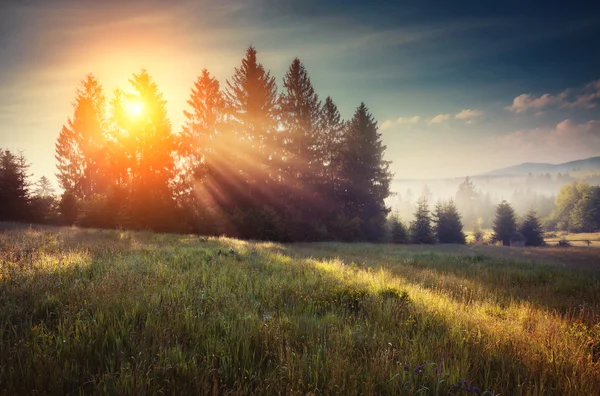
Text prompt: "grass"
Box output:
[[1, 225, 600, 395]]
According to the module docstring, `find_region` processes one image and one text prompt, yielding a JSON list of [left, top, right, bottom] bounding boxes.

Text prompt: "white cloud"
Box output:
[[397, 115, 420, 124], [505, 93, 556, 113], [506, 80, 600, 113], [493, 119, 600, 161], [455, 109, 483, 120], [380, 115, 420, 130], [429, 114, 451, 124], [380, 119, 393, 130]]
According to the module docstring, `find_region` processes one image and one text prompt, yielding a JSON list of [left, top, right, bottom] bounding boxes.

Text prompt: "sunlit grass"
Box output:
[[0, 225, 599, 394]]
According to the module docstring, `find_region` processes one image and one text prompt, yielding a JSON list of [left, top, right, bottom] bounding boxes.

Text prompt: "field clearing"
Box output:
[[1, 226, 600, 395]]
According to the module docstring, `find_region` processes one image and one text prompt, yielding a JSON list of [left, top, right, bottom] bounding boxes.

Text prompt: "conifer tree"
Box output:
[[389, 212, 408, 244], [409, 197, 435, 244], [0, 149, 31, 222], [55, 75, 107, 199], [224, 46, 279, 201], [318, 96, 345, 204], [278, 58, 323, 237], [518, 210, 545, 246], [110, 70, 179, 231], [339, 103, 392, 241], [491, 200, 517, 246], [279, 58, 321, 184], [433, 200, 466, 244]]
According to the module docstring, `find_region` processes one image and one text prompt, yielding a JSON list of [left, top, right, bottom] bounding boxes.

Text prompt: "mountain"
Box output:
[[480, 156, 600, 176]]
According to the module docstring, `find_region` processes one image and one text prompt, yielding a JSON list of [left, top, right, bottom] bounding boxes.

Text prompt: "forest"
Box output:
[[1, 46, 599, 243]]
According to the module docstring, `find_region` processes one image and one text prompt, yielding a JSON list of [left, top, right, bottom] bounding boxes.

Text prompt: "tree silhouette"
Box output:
[[339, 103, 392, 241], [409, 197, 435, 244], [519, 210, 545, 246], [55, 75, 107, 199], [0, 150, 31, 222], [433, 200, 466, 244], [491, 200, 517, 246]]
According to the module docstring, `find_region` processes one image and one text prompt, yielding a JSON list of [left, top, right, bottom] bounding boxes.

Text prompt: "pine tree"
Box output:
[[0, 149, 31, 222], [179, 69, 227, 229], [224, 46, 279, 205], [455, 176, 479, 226], [519, 210, 545, 246], [491, 200, 517, 246], [389, 212, 408, 244], [278, 58, 322, 238], [279, 58, 321, 183], [433, 200, 466, 244], [110, 70, 179, 231], [181, 69, 225, 183], [34, 176, 55, 198], [409, 197, 435, 244], [55, 75, 107, 199], [58, 191, 79, 225], [317, 97, 345, 190], [339, 103, 392, 241]]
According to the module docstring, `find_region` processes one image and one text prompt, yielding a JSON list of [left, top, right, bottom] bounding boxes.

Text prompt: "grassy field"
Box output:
[[1, 226, 600, 395]]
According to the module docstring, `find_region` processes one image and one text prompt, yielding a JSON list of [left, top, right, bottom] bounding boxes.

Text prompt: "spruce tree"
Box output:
[[180, 69, 227, 228], [339, 103, 392, 241], [224, 46, 279, 201], [409, 197, 435, 244], [55, 75, 107, 199], [278, 58, 322, 238], [491, 200, 517, 246], [0, 149, 31, 222], [389, 212, 408, 244], [519, 210, 545, 246], [433, 200, 466, 244], [110, 70, 179, 231]]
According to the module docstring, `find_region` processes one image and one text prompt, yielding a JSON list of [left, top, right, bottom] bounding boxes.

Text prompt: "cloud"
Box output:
[[506, 80, 600, 113], [455, 109, 483, 120], [429, 114, 451, 124], [380, 115, 420, 130], [397, 115, 421, 124], [505, 93, 556, 113], [492, 119, 600, 161]]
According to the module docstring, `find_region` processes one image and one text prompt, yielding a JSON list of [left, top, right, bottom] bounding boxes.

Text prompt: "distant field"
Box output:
[[1, 225, 600, 395]]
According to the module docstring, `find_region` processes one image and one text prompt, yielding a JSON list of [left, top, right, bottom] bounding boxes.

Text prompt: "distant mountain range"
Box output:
[[480, 156, 600, 177]]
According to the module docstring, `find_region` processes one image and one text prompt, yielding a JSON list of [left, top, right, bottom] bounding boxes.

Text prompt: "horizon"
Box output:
[[1, 0, 600, 187]]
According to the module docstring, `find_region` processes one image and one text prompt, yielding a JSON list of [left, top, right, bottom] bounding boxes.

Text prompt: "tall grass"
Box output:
[[0, 226, 599, 394]]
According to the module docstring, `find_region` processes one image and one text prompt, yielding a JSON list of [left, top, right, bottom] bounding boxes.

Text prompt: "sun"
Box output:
[[125, 100, 144, 118]]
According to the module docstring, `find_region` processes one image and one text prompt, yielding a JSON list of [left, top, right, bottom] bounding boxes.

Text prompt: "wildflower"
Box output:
[[404, 365, 409, 371], [473, 386, 479, 393]]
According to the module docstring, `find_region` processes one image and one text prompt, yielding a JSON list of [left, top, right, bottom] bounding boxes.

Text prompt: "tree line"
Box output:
[[2, 47, 393, 242]]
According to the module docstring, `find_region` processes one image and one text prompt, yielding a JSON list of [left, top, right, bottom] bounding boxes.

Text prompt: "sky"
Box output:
[[1, 0, 600, 187]]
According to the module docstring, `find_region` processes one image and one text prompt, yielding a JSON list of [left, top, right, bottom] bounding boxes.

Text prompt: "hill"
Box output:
[[480, 156, 600, 176]]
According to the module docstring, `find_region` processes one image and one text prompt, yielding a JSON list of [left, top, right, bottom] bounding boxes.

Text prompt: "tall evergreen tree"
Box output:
[[278, 58, 322, 238], [491, 200, 517, 246], [433, 200, 466, 244], [279, 58, 321, 183], [55, 75, 107, 199], [180, 69, 227, 233], [409, 197, 435, 244], [519, 210, 545, 246], [389, 212, 408, 244], [224, 46, 279, 205], [0, 149, 31, 222], [339, 103, 392, 241], [110, 70, 180, 231]]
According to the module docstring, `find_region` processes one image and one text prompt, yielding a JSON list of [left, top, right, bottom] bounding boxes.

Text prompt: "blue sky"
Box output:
[[1, 0, 600, 186]]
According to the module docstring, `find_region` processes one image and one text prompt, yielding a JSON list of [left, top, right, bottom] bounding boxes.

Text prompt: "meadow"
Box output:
[[1, 225, 599, 395]]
